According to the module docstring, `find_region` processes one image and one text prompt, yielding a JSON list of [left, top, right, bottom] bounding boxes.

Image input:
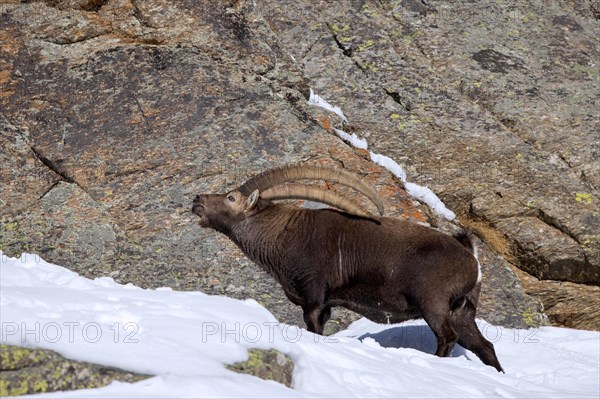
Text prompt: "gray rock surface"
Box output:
[[226, 349, 294, 388], [1, 0, 541, 329], [0, 344, 147, 396], [1, 0, 593, 393]]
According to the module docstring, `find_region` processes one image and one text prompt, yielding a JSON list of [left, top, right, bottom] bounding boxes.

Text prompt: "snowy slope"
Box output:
[[1, 252, 598, 398]]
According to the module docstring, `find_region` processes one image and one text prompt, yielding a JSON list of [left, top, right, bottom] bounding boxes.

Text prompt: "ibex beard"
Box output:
[[192, 165, 504, 372]]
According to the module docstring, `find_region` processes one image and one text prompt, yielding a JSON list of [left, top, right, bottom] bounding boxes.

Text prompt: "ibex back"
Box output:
[[192, 164, 503, 372]]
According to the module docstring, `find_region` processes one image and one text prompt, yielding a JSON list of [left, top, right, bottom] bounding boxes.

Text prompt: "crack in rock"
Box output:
[[128, 90, 152, 133], [384, 89, 412, 111], [17, 132, 100, 205], [40, 33, 107, 46], [28, 144, 75, 184], [325, 22, 353, 57], [38, 181, 61, 200]]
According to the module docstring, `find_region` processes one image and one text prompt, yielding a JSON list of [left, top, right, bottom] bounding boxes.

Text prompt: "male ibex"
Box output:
[[192, 164, 503, 372]]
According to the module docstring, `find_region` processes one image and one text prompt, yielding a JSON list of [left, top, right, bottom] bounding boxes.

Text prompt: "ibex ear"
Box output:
[[245, 189, 260, 212]]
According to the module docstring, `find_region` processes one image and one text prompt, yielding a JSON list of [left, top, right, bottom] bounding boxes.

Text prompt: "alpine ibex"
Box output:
[[192, 164, 503, 372]]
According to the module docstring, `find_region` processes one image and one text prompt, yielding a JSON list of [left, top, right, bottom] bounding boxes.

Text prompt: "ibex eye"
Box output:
[[227, 195, 236, 202]]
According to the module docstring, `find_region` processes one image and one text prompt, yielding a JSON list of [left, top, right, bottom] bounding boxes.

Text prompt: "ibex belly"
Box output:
[[330, 286, 422, 324]]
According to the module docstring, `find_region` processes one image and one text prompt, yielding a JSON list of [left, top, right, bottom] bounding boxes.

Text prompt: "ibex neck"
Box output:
[[230, 205, 304, 282]]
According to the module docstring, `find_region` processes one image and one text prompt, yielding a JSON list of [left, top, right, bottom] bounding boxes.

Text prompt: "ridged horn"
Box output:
[[239, 164, 384, 216], [261, 184, 373, 218]]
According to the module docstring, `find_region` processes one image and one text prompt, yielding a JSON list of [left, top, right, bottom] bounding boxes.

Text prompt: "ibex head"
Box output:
[[192, 189, 261, 232], [192, 164, 384, 233]]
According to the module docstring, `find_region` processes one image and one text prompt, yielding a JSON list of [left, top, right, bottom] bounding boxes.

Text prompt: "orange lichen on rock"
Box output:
[[319, 116, 332, 130], [354, 148, 370, 160], [0, 29, 21, 100], [405, 208, 427, 222]]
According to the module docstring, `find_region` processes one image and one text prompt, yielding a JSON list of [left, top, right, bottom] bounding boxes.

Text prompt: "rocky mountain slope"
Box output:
[[0, 0, 598, 394]]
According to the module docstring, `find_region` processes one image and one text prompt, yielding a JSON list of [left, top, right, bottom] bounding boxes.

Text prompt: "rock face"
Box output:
[[0, 0, 596, 393], [0, 345, 146, 396], [0, 0, 544, 328], [226, 349, 294, 387]]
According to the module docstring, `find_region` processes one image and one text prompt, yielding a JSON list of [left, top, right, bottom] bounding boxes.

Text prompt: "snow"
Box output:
[[333, 129, 369, 150], [369, 151, 408, 184], [369, 152, 456, 220], [307, 89, 348, 123], [2, 252, 599, 398], [308, 90, 456, 220], [404, 183, 457, 220]]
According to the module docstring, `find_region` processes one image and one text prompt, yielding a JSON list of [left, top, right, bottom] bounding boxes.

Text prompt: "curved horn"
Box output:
[[261, 184, 373, 218], [239, 164, 384, 216]]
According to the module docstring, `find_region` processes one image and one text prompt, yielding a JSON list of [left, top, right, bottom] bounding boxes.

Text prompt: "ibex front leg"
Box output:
[[302, 302, 328, 335]]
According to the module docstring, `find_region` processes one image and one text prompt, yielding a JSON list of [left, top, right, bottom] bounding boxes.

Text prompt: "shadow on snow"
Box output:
[[358, 324, 468, 358]]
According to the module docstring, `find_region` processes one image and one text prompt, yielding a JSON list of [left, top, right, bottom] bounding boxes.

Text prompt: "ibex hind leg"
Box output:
[[318, 306, 331, 328], [420, 301, 459, 358], [451, 300, 504, 372]]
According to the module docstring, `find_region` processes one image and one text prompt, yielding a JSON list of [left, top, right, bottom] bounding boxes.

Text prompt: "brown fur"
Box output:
[[192, 191, 504, 372]]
